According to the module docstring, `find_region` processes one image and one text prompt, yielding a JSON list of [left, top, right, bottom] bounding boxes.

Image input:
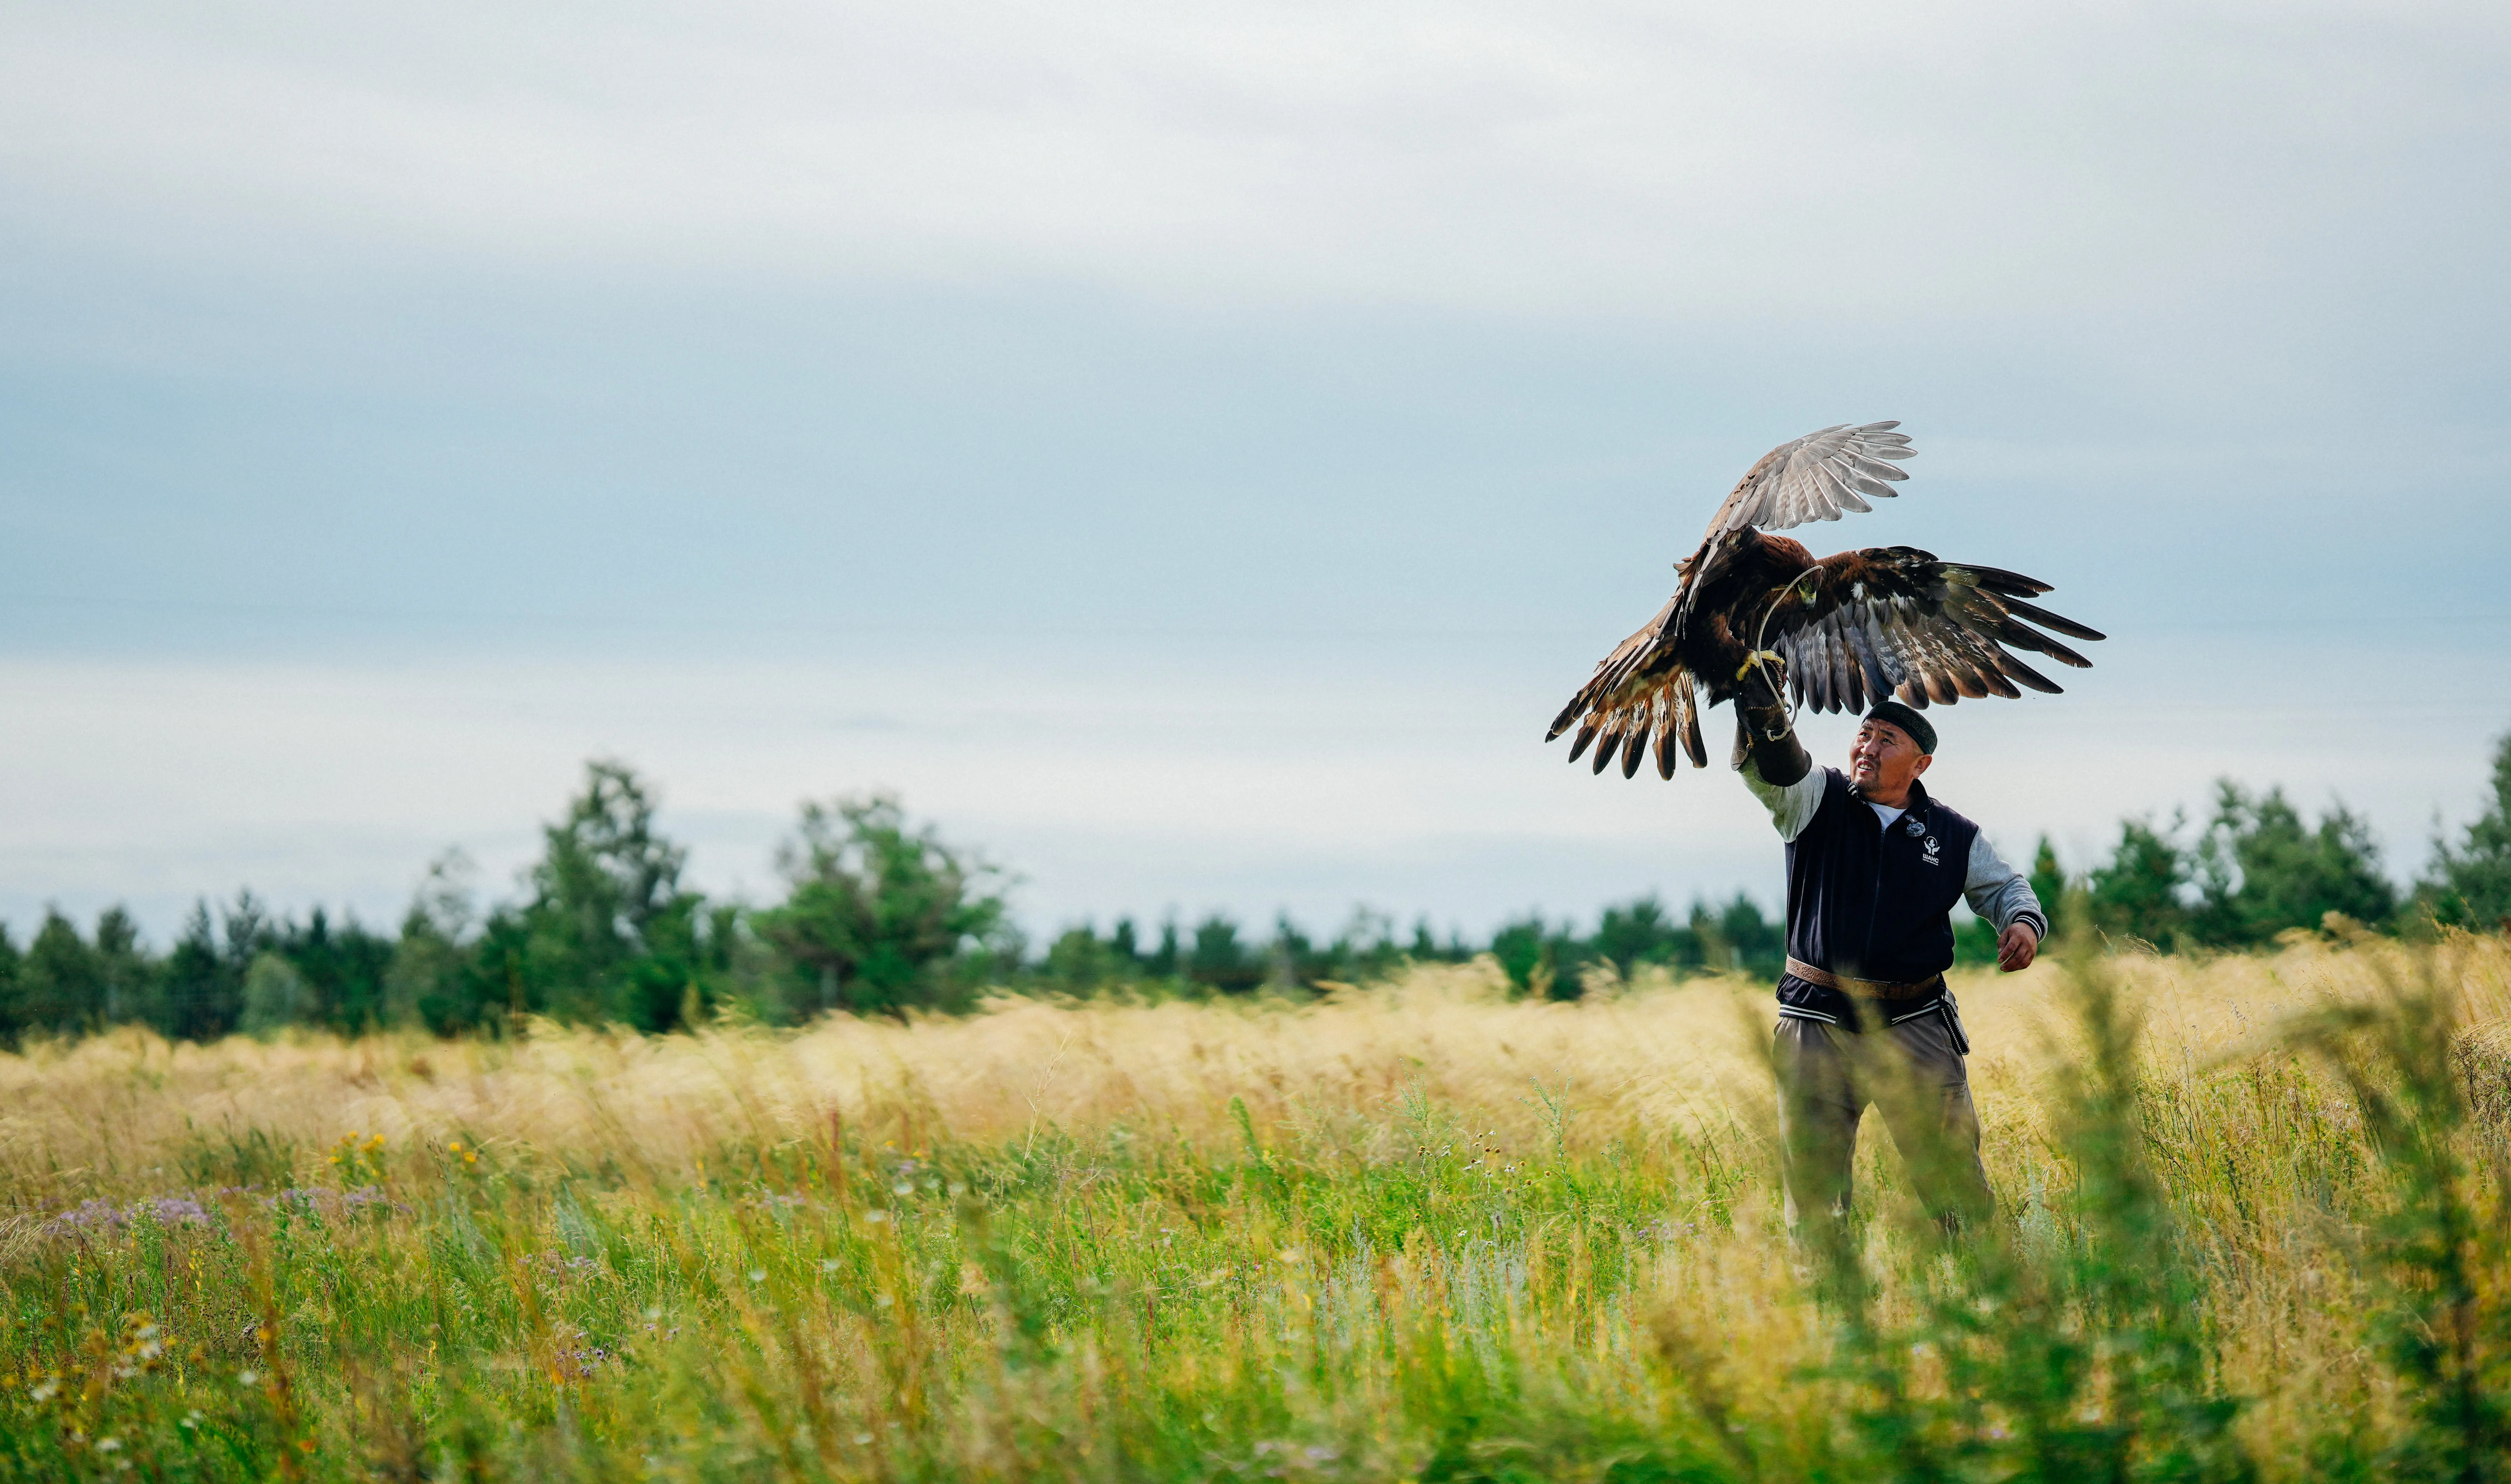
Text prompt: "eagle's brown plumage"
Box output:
[[1546, 422, 2103, 779]]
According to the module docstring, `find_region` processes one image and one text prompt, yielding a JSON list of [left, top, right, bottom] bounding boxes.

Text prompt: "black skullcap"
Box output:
[[1863, 701, 1937, 755]]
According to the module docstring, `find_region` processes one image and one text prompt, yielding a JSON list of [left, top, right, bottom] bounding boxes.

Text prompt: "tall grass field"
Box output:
[[4, 936, 2510, 1480]]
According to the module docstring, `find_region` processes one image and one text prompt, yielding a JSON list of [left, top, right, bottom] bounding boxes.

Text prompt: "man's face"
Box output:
[[1848, 720, 1931, 800]]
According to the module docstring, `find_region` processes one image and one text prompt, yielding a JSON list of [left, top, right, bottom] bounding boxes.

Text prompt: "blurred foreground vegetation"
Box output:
[[3, 939, 2511, 1480], [2, 731, 2507, 1039]]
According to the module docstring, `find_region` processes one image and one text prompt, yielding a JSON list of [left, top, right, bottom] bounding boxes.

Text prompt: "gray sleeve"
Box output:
[[1964, 835, 2049, 937], [1741, 758, 1825, 843]]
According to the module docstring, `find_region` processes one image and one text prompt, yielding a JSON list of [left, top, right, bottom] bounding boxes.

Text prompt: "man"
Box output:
[[1732, 678, 2046, 1236]]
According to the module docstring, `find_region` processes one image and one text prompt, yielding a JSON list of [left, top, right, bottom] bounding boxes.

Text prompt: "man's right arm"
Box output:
[[1733, 688, 1822, 843]]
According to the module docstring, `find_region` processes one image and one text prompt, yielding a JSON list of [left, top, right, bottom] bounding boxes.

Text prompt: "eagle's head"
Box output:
[[1757, 533, 1814, 567]]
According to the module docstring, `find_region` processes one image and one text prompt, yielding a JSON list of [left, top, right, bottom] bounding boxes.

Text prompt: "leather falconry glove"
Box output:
[[1730, 655, 1811, 785]]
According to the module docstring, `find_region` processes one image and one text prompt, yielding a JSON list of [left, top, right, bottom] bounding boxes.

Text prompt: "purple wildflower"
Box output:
[[43, 1195, 215, 1236]]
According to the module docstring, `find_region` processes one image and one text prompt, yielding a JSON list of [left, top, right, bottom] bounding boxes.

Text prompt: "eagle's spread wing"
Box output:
[[1704, 422, 1915, 538], [1541, 596, 1710, 779], [1756, 547, 2104, 713]]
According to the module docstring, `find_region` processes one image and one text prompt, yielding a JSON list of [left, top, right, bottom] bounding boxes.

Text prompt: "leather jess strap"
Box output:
[[1785, 956, 1946, 1002]]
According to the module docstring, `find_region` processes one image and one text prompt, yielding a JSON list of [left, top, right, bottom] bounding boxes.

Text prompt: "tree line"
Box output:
[[0, 733, 2505, 1043]]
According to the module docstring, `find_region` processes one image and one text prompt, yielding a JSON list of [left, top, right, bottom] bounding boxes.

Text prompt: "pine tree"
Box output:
[[20, 910, 102, 1035], [2028, 835, 2066, 922], [161, 902, 238, 1041], [0, 922, 23, 1044], [2421, 729, 2511, 930], [2195, 783, 2397, 943], [2087, 814, 2192, 946], [94, 906, 159, 1030]]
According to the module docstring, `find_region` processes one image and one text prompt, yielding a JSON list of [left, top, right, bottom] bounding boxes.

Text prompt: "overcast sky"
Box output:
[[3, 0, 2506, 945]]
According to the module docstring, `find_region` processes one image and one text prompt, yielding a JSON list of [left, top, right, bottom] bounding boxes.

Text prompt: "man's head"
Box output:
[[1849, 701, 1935, 806]]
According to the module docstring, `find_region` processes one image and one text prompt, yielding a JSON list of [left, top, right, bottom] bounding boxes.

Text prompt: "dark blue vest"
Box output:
[[1776, 769, 1979, 1026]]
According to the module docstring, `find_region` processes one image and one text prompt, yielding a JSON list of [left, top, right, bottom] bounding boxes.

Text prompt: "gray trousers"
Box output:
[[1774, 1009, 1993, 1233]]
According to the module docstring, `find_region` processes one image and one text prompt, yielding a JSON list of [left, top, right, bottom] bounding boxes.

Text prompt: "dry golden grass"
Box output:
[[6, 937, 2498, 1196], [0, 936, 2505, 1480]]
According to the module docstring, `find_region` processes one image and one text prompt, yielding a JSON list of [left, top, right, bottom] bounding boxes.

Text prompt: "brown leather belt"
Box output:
[[1785, 956, 1945, 1002]]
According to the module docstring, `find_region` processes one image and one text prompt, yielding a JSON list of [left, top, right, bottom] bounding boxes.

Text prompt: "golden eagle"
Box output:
[[1546, 422, 2104, 778]]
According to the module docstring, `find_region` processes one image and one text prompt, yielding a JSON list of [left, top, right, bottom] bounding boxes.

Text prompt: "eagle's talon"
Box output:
[[1735, 649, 1786, 681]]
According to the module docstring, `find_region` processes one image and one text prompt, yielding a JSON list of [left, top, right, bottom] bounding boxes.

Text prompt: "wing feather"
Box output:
[[1837, 619, 1869, 712], [1999, 595, 2107, 643], [1764, 546, 2102, 715], [1547, 596, 1680, 742], [1790, 621, 1826, 711], [1590, 726, 1624, 774], [1954, 630, 2022, 699], [1798, 621, 1825, 711], [1996, 652, 2062, 693], [1850, 614, 1896, 699], [1993, 615, 2094, 669], [1967, 635, 2024, 699], [1953, 566, 2053, 597], [1549, 603, 1707, 781], [1828, 615, 1868, 708], [1703, 422, 1915, 538]]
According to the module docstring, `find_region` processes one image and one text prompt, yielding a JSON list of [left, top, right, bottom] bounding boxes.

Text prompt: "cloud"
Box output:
[[1, 1, 2506, 943], [3, 0, 2502, 337]]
